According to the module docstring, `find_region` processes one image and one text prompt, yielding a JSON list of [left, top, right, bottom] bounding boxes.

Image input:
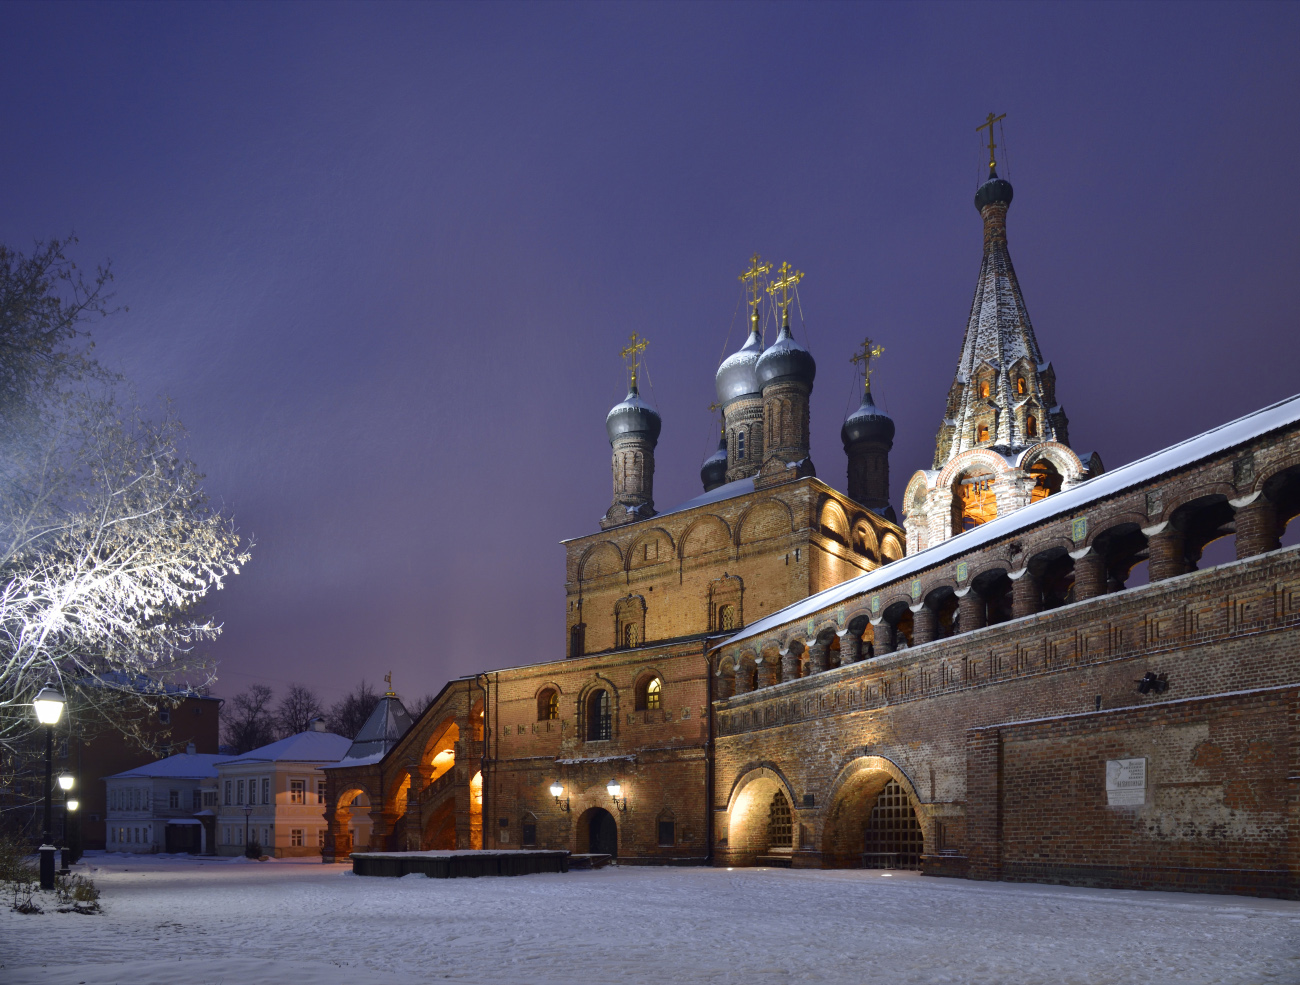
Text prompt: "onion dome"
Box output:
[[605, 385, 662, 444], [755, 309, 816, 389], [974, 169, 1014, 211], [715, 317, 764, 406], [841, 387, 895, 448], [700, 434, 728, 491]]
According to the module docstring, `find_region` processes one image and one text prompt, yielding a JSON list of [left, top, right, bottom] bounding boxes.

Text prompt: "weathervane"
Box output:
[[976, 112, 1007, 174], [384, 671, 394, 696], [850, 337, 885, 392], [621, 332, 649, 390], [765, 261, 804, 319]]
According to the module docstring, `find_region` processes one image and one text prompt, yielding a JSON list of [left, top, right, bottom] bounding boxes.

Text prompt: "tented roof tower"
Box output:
[[341, 689, 413, 762], [931, 158, 1069, 469]]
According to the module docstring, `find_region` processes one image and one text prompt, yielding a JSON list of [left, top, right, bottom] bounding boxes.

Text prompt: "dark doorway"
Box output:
[[588, 807, 617, 857], [862, 779, 924, 870]]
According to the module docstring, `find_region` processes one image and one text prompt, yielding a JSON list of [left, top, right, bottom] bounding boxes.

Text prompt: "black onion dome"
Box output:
[[715, 326, 764, 405], [841, 388, 895, 448], [755, 316, 816, 389], [605, 386, 662, 444], [700, 434, 728, 490], [975, 170, 1014, 211]]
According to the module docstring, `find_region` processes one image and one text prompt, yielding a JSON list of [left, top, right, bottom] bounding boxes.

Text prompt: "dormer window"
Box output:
[[977, 424, 990, 443]]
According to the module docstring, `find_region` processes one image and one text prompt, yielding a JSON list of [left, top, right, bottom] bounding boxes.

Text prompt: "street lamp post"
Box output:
[[58, 773, 75, 873], [32, 685, 67, 890], [242, 805, 253, 856]]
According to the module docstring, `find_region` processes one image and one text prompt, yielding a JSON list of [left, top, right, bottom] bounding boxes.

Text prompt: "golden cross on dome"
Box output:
[[766, 261, 804, 316], [621, 332, 649, 389], [384, 671, 394, 695], [739, 253, 772, 313], [850, 337, 885, 391], [976, 112, 1007, 173], [708, 400, 724, 433]]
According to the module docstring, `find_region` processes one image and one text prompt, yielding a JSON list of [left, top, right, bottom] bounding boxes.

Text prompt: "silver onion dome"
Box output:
[[699, 434, 728, 490], [755, 312, 816, 389], [841, 388, 895, 448], [714, 324, 764, 406], [605, 386, 662, 444]]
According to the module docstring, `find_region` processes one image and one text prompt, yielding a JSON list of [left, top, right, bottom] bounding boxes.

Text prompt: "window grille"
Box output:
[[767, 790, 792, 849], [586, 690, 611, 741], [719, 604, 736, 631], [862, 779, 924, 870]]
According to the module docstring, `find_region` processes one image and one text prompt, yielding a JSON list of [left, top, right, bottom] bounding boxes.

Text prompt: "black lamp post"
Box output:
[[58, 773, 74, 873], [242, 805, 253, 855], [32, 685, 66, 890]]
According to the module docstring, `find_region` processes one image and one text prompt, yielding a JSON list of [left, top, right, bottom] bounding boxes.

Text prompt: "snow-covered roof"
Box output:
[[656, 477, 755, 518], [217, 730, 352, 765], [339, 694, 413, 762], [104, 752, 225, 781], [718, 390, 1300, 652]]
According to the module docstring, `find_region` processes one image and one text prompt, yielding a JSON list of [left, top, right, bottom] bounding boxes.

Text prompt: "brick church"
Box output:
[[324, 146, 1300, 899]]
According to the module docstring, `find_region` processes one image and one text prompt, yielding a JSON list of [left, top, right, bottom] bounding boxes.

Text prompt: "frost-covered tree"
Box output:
[[0, 237, 250, 754], [275, 683, 323, 738]]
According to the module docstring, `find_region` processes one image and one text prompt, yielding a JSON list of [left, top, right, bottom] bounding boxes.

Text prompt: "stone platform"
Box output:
[[351, 849, 570, 879]]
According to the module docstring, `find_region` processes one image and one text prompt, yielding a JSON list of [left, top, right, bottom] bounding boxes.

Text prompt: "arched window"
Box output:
[[979, 381, 990, 400], [586, 689, 611, 741], [737, 430, 746, 460], [954, 471, 997, 533], [624, 624, 640, 648], [977, 424, 990, 443], [537, 689, 559, 721], [1028, 460, 1062, 503], [766, 790, 792, 849], [718, 604, 736, 631], [1016, 376, 1026, 396], [1026, 415, 1037, 438], [569, 624, 585, 658], [645, 678, 661, 710]]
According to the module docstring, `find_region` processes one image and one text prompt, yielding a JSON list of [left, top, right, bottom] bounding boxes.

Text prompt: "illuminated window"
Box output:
[[1017, 377, 1026, 395], [317, 780, 326, 805], [1029, 460, 1062, 503], [538, 689, 559, 721], [646, 678, 661, 710], [979, 381, 990, 400], [1025, 415, 1037, 438], [767, 790, 792, 848], [290, 779, 306, 805], [291, 829, 304, 848], [977, 424, 989, 443], [737, 430, 746, 460], [718, 604, 736, 631], [954, 471, 998, 533]]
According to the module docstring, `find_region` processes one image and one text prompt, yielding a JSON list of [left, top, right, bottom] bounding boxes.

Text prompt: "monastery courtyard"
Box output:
[[1, 855, 1295, 985]]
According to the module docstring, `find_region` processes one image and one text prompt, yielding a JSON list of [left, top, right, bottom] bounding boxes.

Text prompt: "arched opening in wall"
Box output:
[[862, 779, 924, 870], [953, 471, 998, 534], [586, 689, 612, 741], [1034, 548, 1075, 609], [537, 689, 559, 722], [976, 424, 990, 443], [1092, 523, 1149, 592], [1016, 376, 1027, 396], [1028, 460, 1061, 503], [821, 768, 900, 868], [973, 569, 1012, 625], [714, 662, 734, 701], [1171, 494, 1236, 570], [927, 588, 958, 639], [882, 601, 913, 648], [1265, 465, 1300, 548], [423, 722, 459, 783], [635, 675, 662, 711], [469, 700, 485, 741], [469, 771, 483, 850], [979, 380, 990, 400], [577, 806, 618, 857], [1025, 414, 1038, 438], [726, 771, 796, 865], [423, 798, 456, 850], [335, 788, 372, 855], [734, 657, 758, 692], [570, 624, 585, 658]]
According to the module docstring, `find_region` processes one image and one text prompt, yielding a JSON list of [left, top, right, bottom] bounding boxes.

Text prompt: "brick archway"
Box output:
[[821, 756, 926, 868]]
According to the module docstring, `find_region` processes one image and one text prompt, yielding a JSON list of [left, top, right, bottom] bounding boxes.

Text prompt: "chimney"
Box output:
[[186, 741, 196, 755], [309, 717, 327, 732]]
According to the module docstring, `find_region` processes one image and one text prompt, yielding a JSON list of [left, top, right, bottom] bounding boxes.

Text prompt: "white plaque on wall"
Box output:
[[1106, 758, 1147, 806]]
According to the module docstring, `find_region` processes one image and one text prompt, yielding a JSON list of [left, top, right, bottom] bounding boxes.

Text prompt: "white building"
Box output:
[[104, 744, 224, 854], [215, 720, 352, 858]]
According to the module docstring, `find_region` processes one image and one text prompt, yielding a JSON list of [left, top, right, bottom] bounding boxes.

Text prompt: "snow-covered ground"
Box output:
[[2, 853, 1297, 985]]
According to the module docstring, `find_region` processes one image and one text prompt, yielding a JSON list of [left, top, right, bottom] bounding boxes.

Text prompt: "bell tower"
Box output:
[[842, 338, 895, 518], [754, 262, 816, 487], [601, 333, 662, 530]]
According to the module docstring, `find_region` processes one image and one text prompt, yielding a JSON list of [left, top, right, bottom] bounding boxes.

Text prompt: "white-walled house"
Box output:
[[215, 721, 352, 858], [104, 745, 224, 854]]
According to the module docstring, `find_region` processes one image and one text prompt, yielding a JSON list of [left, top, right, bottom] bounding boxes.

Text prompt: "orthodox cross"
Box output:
[[621, 332, 649, 390], [738, 252, 772, 313], [708, 400, 724, 434], [384, 671, 393, 695], [850, 337, 885, 392], [976, 112, 1007, 174], [766, 261, 804, 317]]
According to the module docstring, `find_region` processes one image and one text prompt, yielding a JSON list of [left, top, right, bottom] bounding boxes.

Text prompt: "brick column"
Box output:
[[780, 645, 800, 682], [1144, 522, 1188, 581], [837, 629, 862, 665], [871, 619, 894, 656], [732, 661, 751, 696], [912, 604, 937, 645], [956, 588, 986, 633], [714, 665, 733, 701], [756, 657, 778, 689], [1072, 548, 1107, 601], [1232, 493, 1280, 559], [1010, 568, 1040, 618], [807, 639, 829, 674]]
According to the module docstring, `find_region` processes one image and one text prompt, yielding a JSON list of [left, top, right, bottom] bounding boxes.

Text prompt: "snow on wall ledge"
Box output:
[[717, 390, 1300, 651]]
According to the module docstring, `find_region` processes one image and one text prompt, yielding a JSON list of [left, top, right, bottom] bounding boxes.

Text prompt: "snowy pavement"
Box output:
[[1, 853, 1297, 985]]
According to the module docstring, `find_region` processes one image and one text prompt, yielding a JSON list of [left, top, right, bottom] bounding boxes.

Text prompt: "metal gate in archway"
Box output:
[[862, 779, 923, 870]]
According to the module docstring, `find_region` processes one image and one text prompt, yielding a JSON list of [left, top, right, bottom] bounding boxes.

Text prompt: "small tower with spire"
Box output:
[[699, 403, 729, 493], [842, 338, 895, 519], [754, 262, 817, 487], [601, 333, 662, 530], [714, 254, 770, 484]]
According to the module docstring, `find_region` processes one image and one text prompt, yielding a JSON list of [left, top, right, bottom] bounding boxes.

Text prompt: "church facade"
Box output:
[[323, 159, 1300, 899]]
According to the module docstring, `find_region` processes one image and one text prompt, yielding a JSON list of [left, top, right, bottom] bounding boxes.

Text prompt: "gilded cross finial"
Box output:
[[739, 252, 772, 315], [621, 332, 649, 390], [850, 337, 885, 392], [976, 112, 1007, 174], [384, 671, 394, 696], [708, 400, 724, 434], [766, 261, 804, 317]]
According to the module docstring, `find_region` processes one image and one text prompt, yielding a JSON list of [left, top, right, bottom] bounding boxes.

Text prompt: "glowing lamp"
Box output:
[[33, 686, 66, 725], [58, 773, 75, 792], [549, 782, 563, 798], [607, 778, 627, 813], [66, 799, 79, 812]]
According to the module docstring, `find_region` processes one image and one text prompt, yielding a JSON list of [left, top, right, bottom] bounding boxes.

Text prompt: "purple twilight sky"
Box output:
[[2, 2, 1298, 705]]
